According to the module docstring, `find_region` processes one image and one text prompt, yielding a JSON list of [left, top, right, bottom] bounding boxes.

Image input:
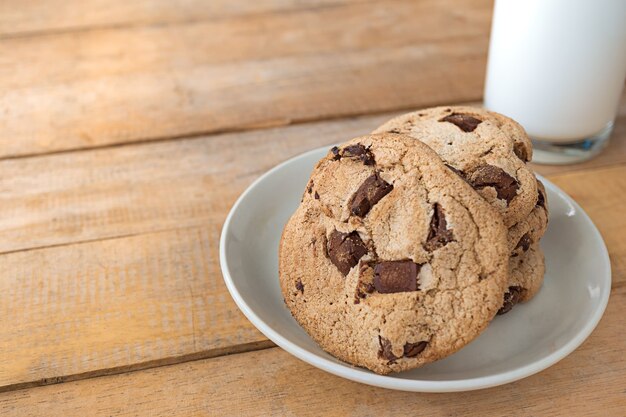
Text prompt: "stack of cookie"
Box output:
[[279, 107, 548, 375], [373, 107, 549, 315]]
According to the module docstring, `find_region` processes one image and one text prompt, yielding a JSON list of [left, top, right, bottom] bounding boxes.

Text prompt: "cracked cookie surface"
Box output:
[[499, 244, 545, 315], [500, 179, 548, 313], [373, 106, 537, 227], [508, 178, 549, 257], [279, 133, 508, 374]]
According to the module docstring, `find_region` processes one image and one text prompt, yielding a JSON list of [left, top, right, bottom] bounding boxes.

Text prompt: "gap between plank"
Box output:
[[0, 340, 277, 394], [3, 281, 623, 394], [0, 223, 208, 256], [0, 98, 477, 162]]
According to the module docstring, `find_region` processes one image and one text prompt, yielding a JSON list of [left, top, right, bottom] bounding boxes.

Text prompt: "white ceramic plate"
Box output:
[[220, 145, 611, 392]]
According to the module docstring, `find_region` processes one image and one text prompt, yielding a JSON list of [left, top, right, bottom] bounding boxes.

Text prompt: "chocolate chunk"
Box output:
[[373, 261, 420, 293], [350, 173, 393, 217], [439, 113, 482, 132], [378, 336, 398, 362], [295, 279, 304, 294], [425, 203, 454, 251], [342, 144, 367, 157], [536, 187, 546, 209], [342, 144, 375, 166], [314, 191, 320, 200], [514, 142, 530, 162], [329, 143, 376, 165], [497, 286, 526, 315], [403, 341, 428, 357], [515, 233, 531, 253], [468, 165, 519, 203], [355, 281, 373, 302], [354, 264, 377, 304], [327, 230, 368, 276], [389, 128, 402, 134]]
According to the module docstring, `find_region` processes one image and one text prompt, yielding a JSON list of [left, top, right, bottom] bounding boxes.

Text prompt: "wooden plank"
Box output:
[[0, 113, 392, 254], [0, 139, 624, 392], [0, 226, 270, 392], [0, 0, 367, 37], [0, 0, 493, 158], [2, 108, 626, 255], [1, 286, 624, 416]]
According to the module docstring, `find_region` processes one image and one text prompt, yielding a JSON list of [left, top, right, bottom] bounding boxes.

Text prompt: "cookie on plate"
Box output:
[[498, 244, 545, 315], [373, 106, 537, 227], [279, 133, 509, 374], [498, 179, 548, 314], [508, 178, 549, 257]]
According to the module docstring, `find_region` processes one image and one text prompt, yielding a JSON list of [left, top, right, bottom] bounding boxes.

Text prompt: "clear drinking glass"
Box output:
[[484, 0, 626, 164]]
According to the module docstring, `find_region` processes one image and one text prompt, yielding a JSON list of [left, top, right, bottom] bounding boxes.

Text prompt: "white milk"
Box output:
[[484, 0, 626, 142]]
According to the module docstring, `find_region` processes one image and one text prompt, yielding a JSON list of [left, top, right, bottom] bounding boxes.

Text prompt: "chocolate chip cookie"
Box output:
[[498, 244, 545, 315], [508, 178, 549, 257], [279, 133, 509, 374], [498, 179, 548, 313], [373, 106, 537, 227]]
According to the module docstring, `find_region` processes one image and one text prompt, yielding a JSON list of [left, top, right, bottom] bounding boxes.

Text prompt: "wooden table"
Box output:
[[1, 1, 624, 415]]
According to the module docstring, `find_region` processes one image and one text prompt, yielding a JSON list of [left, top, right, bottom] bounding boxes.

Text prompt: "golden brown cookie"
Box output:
[[373, 107, 537, 227], [498, 244, 545, 315], [279, 133, 508, 374], [508, 178, 549, 256], [499, 179, 548, 313]]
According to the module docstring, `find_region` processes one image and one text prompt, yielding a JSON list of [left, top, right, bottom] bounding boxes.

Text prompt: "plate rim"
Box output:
[[219, 145, 612, 392]]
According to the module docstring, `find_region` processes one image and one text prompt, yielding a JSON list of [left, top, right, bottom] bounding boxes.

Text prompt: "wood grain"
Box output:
[[0, 0, 370, 37], [548, 166, 626, 286], [0, 152, 624, 392], [0, 0, 492, 158], [1, 286, 624, 416], [0, 226, 270, 392], [0, 113, 392, 254]]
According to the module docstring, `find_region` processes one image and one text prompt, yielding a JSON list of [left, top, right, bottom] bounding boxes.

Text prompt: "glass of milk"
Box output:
[[484, 0, 626, 164]]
